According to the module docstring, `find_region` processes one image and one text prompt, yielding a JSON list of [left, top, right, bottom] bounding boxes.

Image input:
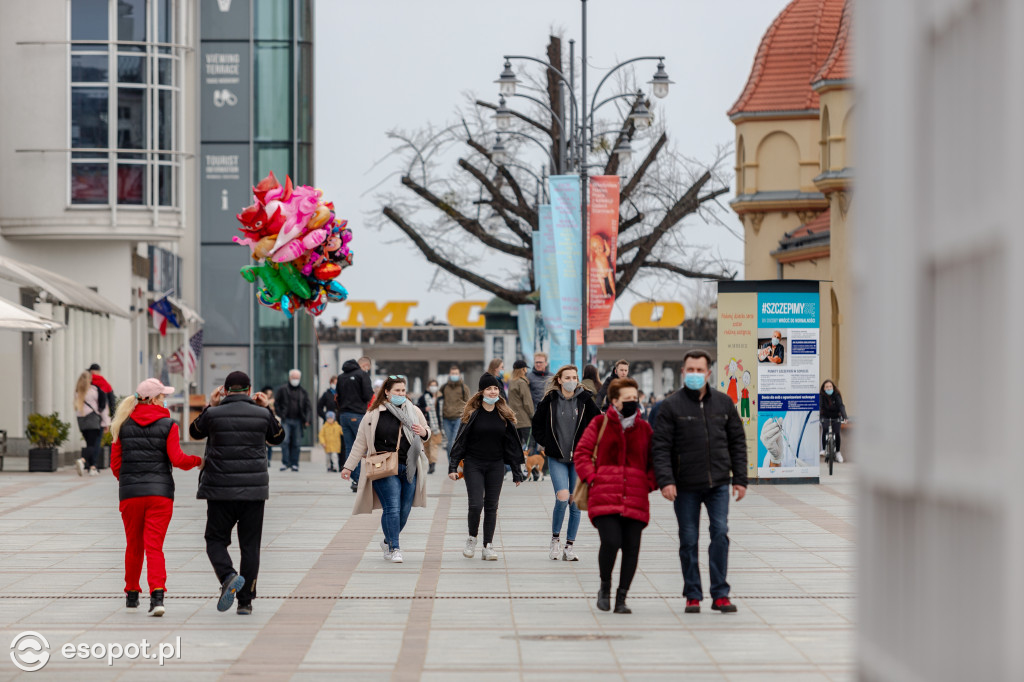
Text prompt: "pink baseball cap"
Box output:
[[135, 378, 175, 399]]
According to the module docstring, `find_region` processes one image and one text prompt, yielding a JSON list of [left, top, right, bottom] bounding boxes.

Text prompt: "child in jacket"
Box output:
[[319, 411, 343, 472]]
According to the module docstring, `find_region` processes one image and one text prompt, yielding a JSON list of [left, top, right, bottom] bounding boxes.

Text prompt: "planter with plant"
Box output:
[[26, 413, 71, 472]]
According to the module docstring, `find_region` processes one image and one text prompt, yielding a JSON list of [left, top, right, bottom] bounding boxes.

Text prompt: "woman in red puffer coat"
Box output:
[[574, 377, 656, 615]]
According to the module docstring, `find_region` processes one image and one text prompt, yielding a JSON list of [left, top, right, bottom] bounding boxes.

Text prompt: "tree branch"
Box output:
[[632, 260, 737, 281], [618, 211, 645, 235], [464, 139, 534, 217], [400, 176, 531, 258], [383, 206, 532, 304], [458, 156, 537, 231], [620, 131, 667, 204]]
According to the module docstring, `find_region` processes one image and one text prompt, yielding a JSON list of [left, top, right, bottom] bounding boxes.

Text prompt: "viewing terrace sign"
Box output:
[[337, 301, 686, 329]]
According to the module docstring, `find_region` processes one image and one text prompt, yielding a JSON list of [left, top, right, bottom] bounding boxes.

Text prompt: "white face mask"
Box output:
[[427, 385, 438, 394], [562, 380, 578, 393], [289, 378, 300, 387]]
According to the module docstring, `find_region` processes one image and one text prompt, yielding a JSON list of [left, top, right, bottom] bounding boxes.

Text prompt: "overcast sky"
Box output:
[[314, 0, 790, 324]]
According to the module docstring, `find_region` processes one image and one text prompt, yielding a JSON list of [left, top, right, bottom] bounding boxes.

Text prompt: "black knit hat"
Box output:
[[479, 373, 503, 391], [512, 359, 528, 370], [224, 371, 251, 391]]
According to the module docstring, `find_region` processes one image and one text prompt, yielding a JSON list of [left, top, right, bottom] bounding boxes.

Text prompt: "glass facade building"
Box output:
[[200, 0, 315, 443]]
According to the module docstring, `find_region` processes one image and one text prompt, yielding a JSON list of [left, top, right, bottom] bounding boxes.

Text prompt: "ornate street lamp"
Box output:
[[490, 136, 509, 165], [494, 96, 513, 131], [648, 60, 674, 99], [495, 60, 518, 97]]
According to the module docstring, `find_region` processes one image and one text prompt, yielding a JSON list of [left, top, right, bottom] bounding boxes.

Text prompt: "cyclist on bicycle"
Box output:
[[819, 380, 849, 463]]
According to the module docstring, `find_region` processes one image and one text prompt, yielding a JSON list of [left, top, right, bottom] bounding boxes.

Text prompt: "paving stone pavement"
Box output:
[[0, 452, 855, 681]]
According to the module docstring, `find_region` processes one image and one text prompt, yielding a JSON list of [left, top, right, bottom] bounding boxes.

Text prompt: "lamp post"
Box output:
[[494, 0, 672, 367]]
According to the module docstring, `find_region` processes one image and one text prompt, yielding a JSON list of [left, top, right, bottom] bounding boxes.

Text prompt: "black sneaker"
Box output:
[[148, 589, 165, 617], [126, 590, 140, 610], [237, 601, 252, 615], [351, 480, 358, 493], [280, 466, 289, 471], [291, 465, 299, 472], [428, 462, 436, 474], [217, 573, 245, 612]]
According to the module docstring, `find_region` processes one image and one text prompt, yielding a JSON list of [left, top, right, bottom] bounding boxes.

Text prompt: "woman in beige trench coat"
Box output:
[[342, 376, 429, 563]]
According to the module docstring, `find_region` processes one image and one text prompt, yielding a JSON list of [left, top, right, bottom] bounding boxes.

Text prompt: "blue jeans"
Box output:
[[371, 464, 417, 551], [339, 412, 363, 480], [442, 418, 461, 456], [674, 484, 731, 600], [281, 419, 303, 468], [548, 457, 581, 542]]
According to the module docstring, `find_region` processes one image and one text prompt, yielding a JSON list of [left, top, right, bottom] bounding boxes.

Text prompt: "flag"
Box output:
[[167, 330, 203, 376], [148, 297, 179, 336]]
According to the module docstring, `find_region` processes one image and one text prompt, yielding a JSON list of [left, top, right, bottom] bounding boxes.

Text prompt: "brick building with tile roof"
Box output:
[[729, 0, 854, 405]]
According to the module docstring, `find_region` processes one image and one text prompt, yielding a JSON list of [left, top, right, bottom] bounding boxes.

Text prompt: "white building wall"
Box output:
[[857, 0, 1024, 680]]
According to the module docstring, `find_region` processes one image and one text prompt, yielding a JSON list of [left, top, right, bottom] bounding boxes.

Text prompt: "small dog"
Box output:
[[524, 452, 546, 482]]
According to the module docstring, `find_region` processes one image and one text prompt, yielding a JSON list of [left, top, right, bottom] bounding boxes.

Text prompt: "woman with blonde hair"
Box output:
[[448, 375, 524, 560], [111, 379, 202, 616], [507, 360, 534, 454], [484, 357, 508, 402], [74, 371, 111, 476], [341, 375, 430, 563], [531, 365, 600, 561]]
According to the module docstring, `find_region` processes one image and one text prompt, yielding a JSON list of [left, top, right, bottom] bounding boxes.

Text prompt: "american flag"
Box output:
[[166, 330, 203, 376]]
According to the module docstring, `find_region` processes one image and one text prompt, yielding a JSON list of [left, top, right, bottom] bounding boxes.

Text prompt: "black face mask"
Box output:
[[619, 401, 639, 417]]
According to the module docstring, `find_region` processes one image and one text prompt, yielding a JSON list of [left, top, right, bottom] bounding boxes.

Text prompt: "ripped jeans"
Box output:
[[547, 457, 580, 542]]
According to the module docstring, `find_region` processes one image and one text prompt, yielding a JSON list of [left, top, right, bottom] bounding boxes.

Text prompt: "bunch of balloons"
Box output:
[[232, 172, 353, 318]]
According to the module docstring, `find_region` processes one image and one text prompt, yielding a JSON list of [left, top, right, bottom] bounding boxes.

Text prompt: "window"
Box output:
[[70, 0, 182, 207]]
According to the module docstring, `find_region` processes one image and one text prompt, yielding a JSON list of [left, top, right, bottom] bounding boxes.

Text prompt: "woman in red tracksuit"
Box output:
[[110, 378, 201, 617], [574, 377, 656, 615]]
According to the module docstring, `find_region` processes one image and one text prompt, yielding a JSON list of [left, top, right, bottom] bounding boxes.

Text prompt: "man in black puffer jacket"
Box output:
[[189, 371, 284, 615], [335, 358, 373, 491], [652, 350, 747, 615]]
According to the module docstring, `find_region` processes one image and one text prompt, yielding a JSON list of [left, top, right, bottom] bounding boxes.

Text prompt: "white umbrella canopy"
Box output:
[[0, 296, 63, 332]]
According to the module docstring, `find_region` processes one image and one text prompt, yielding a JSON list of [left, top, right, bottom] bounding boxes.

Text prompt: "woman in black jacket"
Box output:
[[449, 374, 524, 561], [531, 365, 600, 561], [819, 380, 849, 462]]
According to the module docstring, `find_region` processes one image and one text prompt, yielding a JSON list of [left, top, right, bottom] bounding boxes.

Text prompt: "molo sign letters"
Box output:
[[336, 301, 687, 329]]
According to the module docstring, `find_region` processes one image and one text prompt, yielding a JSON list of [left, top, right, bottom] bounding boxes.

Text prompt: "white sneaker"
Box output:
[[548, 537, 561, 560], [89, 467, 98, 476], [75, 458, 85, 476], [390, 549, 404, 563], [380, 540, 392, 560], [562, 544, 580, 562], [819, 450, 826, 457], [463, 536, 477, 558], [481, 544, 498, 561], [836, 451, 844, 463]]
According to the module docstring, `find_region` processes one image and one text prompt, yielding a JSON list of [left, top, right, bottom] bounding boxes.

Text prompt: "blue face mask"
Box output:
[[825, 388, 834, 396], [449, 374, 460, 383], [482, 396, 499, 405], [684, 373, 706, 391], [389, 395, 406, 407], [771, 337, 779, 346]]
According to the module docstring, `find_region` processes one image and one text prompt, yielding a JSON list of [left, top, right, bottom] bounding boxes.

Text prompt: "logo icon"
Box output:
[[213, 89, 238, 107], [10, 632, 50, 672], [217, 0, 232, 11]]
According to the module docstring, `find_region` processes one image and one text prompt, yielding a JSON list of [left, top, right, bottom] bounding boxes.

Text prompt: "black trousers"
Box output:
[[205, 500, 265, 602], [821, 418, 843, 452], [593, 514, 646, 591], [464, 458, 505, 545], [81, 429, 102, 468]]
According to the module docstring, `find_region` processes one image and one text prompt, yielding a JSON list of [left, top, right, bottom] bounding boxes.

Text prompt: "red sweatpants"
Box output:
[[119, 496, 174, 593]]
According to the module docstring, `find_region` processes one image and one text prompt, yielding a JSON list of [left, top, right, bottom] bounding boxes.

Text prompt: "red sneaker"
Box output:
[[684, 599, 701, 613], [712, 597, 737, 613]]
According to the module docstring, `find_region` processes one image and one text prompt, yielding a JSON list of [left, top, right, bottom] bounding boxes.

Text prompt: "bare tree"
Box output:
[[376, 36, 737, 306]]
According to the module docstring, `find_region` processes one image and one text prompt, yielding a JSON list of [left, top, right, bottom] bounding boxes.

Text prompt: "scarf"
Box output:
[[384, 401, 423, 483], [612, 405, 638, 431]]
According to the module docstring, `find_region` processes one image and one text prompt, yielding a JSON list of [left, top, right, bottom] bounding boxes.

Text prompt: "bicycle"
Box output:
[[824, 419, 839, 476]]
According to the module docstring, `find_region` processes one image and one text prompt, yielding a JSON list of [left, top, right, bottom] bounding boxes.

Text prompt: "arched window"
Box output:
[[821, 107, 832, 172], [756, 132, 801, 192], [736, 136, 746, 195]]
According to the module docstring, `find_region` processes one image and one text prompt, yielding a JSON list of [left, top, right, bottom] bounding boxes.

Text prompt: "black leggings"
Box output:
[[464, 458, 505, 545], [81, 429, 102, 468], [593, 514, 645, 591], [821, 418, 842, 452]]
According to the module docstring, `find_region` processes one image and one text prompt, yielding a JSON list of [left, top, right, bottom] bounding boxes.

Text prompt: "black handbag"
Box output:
[[77, 404, 101, 432]]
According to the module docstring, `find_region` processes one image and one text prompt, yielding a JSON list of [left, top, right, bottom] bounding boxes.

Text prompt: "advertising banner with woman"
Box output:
[[588, 176, 620, 331]]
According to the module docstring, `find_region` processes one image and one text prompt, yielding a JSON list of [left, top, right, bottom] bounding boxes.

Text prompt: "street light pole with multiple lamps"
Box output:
[[491, 0, 672, 366]]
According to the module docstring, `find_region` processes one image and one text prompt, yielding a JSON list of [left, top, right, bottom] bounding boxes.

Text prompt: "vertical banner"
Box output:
[[718, 281, 820, 483], [549, 175, 582, 331], [588, 176, 620, 331], [517, 304, 536, 361], [536, 209, 570, 370]]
